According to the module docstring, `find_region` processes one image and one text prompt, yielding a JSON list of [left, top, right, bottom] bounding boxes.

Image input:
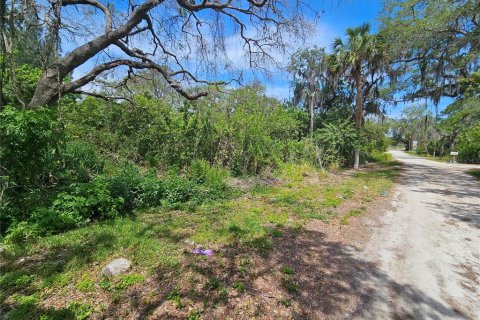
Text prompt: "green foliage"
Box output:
[[65, 87, 306, 175], [63, 140, 104, 182], [458, 125, 480, 163], [361, 120, 390, 156], [76, 276, 94, 292], [2, 64, 42, 106], [0, 272, 34, 290], [380, 0, 479, 105], [280, 276, 298, 294], [459, 71, 480, 97], [0, 106, 63, 188], [114, 274, 145, 289], [68, 302, 93, 320], [136, 173, 165, 208], [314, 118, 358, 166], [232, 281, 246, 292], [369, 152, 393, 163], [187, 159, 230, 192], [466, 169, 480, 180], [280, 266, 295, 275]]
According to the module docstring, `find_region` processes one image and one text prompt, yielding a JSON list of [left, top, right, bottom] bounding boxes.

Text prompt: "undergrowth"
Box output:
[[0, 161, 401, 318]]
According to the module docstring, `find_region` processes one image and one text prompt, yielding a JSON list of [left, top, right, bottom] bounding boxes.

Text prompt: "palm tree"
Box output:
[[332, 23, 385, 169]]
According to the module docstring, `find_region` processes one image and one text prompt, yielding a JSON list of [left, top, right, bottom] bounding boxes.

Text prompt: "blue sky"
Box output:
[[260, 0, 450, 119], [67, 0, 450, 119], [263, 0, 383, 101]]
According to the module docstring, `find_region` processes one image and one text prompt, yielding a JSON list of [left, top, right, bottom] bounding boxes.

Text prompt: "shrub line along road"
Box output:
[[354, 150, 480, 319]]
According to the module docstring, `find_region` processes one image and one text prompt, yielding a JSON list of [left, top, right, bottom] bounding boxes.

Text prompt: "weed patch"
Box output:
[[0, 162, 400, 318], [466, 169, 480, 180]]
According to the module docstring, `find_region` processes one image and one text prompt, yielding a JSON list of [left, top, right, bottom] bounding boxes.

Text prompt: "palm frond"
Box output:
[[332, 37, 343, 51]]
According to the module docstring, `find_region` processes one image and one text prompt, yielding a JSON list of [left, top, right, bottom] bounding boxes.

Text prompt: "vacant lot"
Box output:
[[0, 162, 400, 319]]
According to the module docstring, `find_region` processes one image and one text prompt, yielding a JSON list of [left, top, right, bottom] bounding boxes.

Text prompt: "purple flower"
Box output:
[[193, 246, 214, 256]]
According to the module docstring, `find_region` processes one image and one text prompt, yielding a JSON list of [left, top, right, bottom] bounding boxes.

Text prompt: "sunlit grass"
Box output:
[[0, 161, 401, 319]]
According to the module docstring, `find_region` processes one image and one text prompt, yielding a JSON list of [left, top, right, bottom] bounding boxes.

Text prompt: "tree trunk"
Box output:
[[353, 67, 363, 170], [449, 130, 459, 152], [309, 90, 315, 137], [0, 0, 6, 111], [27, 0, 162, 108]]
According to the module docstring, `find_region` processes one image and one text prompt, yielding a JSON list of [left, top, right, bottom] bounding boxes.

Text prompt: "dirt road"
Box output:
[[355, 150, 480, 319]]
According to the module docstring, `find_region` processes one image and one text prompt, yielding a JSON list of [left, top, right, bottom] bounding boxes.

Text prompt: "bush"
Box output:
[[136, 173, 165, 208], [32, 205, 85, 233], [65, 87, 306, 175], [4, 221, 41, 243], [360, 120, 390, 156], [0, 106, 64, 232], [368, 152, 393, 163], [314, 119, 357, 167], [187, 159, 230, 190], [458, 125, 480, 163], [102, 164, 142, 213], [63, 140, 105, 182], [162, 175, 201, 205], [0, 106, 63, 188]]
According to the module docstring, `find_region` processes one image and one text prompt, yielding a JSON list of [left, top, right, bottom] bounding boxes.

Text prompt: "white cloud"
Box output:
[[265, 84, 292, 100], [65, 10, 338, 102]]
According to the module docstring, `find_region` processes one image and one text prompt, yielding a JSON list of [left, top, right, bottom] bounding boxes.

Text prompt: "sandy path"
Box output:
[[352, 151, 480, 319]]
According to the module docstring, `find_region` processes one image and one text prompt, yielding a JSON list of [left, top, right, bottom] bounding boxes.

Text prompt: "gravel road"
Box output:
[[355, 150, 480, 320]]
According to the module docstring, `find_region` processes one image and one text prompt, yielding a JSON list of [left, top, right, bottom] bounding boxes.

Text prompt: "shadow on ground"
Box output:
[[398, 161, 480, 229], [103, 228, 465, 319], [1, 226, 468, 319], [1, 161, 472, 319]]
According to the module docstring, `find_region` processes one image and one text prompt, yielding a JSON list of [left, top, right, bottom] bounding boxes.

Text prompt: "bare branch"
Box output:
[[62, 0, 112, 33]]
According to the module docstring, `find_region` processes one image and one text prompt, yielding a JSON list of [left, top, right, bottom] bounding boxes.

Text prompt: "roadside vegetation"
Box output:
[[0, 0, 478, 318], [0, 159, 400, 319], [466, 169, 480, 181], [404, 151, 449, 162]]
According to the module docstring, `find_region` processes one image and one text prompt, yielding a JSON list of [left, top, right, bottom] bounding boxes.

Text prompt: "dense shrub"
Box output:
[[314, 119, 358, 167], [368, 151, 393, 163], [0, 106, 64, 232], [136, 174, 165, 208], [3, 160, 234, 240], [187, 159, 230, 192], [360, 120, 390, 156], [65, 87, 307, 175], [63, 140, 105, 182], [1, 83, 394, 240], [0, 106, 63, 189], [458, 125, 480, 163], [101, 165, 143, 213]]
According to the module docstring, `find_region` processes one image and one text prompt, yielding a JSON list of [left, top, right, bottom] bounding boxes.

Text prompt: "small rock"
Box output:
[[101, 258, 132, 277]]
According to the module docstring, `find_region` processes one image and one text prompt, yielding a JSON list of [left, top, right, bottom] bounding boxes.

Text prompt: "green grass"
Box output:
[[340, 208, 365, 225], [405, 151, 449, 162], [0, 162, 401, 318], [280, 266, 295, 275], [466, 169, 480, 180], [280, 276, 298, 294], [232, 281, 246, 292], [114, 273, 145, 289]]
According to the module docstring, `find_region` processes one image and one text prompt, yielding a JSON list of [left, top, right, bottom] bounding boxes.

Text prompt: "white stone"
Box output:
[[101, 258, 132, 277]]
